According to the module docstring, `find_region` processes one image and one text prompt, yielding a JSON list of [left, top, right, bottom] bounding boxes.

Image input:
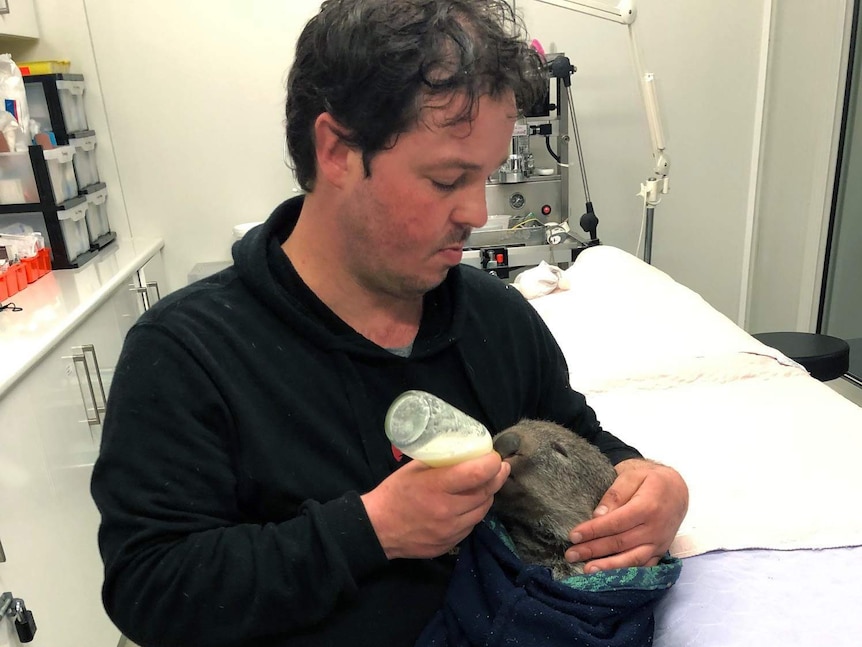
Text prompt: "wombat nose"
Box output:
[[493, 431, 521, 458]]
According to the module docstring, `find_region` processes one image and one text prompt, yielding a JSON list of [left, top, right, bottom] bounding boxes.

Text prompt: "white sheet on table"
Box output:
[[529, 246, 804, 393], [528, 245, 862, 557], [587, 373, 862, 556]]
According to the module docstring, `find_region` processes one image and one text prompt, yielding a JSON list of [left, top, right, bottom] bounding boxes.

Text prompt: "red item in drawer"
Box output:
[[0, 272, 8, 301], [11, 263, 27, 291], [4, 269, 19, 298], [23, 256, 40, 283], [38, 247, 51, 273], [20, 249, 51, 283]]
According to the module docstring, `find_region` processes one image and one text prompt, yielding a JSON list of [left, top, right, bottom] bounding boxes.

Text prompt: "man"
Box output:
[[91, 1, 688, 646]]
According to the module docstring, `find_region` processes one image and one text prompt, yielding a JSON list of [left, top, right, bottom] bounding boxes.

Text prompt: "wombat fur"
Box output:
[[492, 419, 617, 579]]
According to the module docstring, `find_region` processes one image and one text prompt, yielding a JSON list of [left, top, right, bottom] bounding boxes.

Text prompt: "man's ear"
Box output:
[[313, 113, 361, 189]]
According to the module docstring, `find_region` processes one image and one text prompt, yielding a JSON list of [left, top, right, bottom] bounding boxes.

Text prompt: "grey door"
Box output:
[[822, 1, 862, 383]]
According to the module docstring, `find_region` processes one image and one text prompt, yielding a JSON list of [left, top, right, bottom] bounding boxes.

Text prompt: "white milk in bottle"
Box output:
[[384, 390, 493, 467]]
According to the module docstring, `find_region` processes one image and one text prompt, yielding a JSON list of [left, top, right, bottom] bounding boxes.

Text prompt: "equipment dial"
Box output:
[[509, 193, 526, 210]]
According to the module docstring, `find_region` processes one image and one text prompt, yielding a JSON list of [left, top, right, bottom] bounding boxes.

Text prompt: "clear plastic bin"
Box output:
[[43, 146, 78, 204], [84, 185, 110, 243], [68, 132, 99, 190], [465, 224, 546, 248], [59, 79, 88, 133], [24, 74, 89, 142], [0, 146, 77, 205], [58, 201, 91, 261], [0, 151, 40, 204]]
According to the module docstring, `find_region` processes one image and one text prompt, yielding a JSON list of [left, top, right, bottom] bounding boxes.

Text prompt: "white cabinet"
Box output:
[[0, 0, 39, 39], [34, 282, 138, 473], [0, 384, 53, 647], [0, 248, 164, 646]]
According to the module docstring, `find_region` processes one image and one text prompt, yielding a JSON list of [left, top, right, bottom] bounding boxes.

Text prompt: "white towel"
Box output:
[[511, 261, 570, 300]]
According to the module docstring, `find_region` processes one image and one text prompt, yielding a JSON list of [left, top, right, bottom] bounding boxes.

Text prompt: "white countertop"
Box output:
[[0, 237, 164, 398]]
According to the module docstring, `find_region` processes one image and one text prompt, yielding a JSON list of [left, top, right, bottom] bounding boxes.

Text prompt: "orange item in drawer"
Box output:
[[4, 269, 19, 298], [0, 272, 8, 301], [11, 263, 27, 291], [21, 249, 51, 283], [22, 256, 40, 283], [38, 247, 51, 273]]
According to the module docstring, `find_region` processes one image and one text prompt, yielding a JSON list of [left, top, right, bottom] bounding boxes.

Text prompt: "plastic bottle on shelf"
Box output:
[[384, 390, 493, 467]]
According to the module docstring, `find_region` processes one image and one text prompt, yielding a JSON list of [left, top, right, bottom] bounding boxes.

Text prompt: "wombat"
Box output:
[[491, 419, 617, 579]]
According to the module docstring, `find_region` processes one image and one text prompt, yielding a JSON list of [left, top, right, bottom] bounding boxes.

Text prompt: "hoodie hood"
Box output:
[[231, 195, 468, 360]]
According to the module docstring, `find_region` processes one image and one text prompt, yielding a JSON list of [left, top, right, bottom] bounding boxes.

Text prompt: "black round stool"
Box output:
[[752, 332, 850, 382]]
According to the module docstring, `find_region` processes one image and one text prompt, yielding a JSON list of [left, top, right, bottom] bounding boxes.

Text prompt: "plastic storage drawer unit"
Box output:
[[0, 196, 97, 269], [23, 73, 89, 145], [68, 131, 100, 191]]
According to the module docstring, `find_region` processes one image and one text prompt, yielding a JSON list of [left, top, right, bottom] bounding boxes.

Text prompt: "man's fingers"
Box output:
[[557, 459, 687, 573], [593, 484, 627, 516], [566, 523, 649, 563], [581, 548, 662, 574], [438, 453, 507, 495], [569, 504, 642, 545]]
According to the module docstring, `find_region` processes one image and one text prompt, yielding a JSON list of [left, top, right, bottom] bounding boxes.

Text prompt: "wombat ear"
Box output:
[[551, 441, 570, 458]]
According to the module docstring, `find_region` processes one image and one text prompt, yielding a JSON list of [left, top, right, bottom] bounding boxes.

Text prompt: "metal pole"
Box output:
[[644, 205, 654, 264]]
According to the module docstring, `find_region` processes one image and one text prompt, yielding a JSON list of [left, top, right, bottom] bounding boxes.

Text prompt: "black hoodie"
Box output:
[[91, 196, 640, 647]]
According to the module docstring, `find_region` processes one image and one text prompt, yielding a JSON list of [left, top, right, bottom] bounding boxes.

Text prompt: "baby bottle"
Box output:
[[384, 390, 493, 467]]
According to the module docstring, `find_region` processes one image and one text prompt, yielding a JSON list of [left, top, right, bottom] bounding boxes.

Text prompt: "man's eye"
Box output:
[[431, 179, 460, 192]]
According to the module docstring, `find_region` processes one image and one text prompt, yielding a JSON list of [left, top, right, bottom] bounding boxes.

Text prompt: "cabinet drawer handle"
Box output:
[[73, 354, 101, 427], [81, 344, 107, 414], [146, 281, 161, 303], [130, 285, 150, 311]]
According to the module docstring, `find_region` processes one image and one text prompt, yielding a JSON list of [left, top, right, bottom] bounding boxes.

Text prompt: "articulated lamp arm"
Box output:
[[536, 0, 670, 211]]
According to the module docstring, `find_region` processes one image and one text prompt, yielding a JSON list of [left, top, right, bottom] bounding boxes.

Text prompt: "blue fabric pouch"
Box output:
[[416, 517, 682, 647]]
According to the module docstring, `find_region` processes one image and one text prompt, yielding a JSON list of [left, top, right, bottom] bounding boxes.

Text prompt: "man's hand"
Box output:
[[565, 458, 688, 573], [361, 452, 510, 560]]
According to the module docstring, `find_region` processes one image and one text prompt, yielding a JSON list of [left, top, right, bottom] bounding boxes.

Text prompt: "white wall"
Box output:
[[2, 0, 853, 328], [82, 0, 321, 292]]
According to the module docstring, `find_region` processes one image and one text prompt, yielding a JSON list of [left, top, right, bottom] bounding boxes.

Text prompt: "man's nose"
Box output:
[[451, 183, 488, 229]]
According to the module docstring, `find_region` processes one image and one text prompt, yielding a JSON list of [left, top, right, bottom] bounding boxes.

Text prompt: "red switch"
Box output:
[[496, 253, 505, 265], [541, 204, 552, 216]]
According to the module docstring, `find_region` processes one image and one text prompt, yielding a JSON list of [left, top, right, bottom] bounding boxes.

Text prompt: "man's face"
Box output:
[[338, 92, 517, 300]]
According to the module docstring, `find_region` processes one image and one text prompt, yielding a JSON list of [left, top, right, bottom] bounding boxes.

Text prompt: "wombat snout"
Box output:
[[492, 430, 521, 459]]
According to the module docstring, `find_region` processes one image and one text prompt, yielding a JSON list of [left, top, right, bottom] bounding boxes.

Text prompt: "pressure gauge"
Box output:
[[509, 192, 526, 210]]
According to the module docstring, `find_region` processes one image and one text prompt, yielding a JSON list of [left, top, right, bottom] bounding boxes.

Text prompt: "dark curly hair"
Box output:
[[285, 0, 547, 191]]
